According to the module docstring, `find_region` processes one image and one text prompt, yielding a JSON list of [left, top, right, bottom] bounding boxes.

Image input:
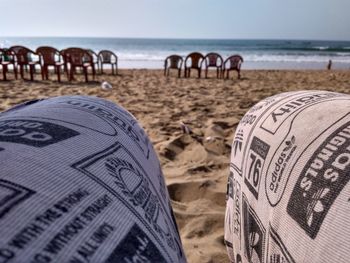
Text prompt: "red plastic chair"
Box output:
[[164, 55, 183, 77], [203, 53, 223, 79], [184, 52, 204, 78], [63, 48, 96, 82], [0, 48, 18, 81], [36, 46, 64, 82], [98, 50, 118, 75], [10, 46, 42, 81], [223, 55, 244, 79], [87, 49, 100, 73]]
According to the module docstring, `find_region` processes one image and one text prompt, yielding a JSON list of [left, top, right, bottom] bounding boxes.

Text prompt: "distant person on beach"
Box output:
[[327, 59, 332, 70], [225, 90, 350, 263]]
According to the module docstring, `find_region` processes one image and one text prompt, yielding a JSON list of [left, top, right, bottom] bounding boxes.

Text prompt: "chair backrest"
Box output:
[[98, 50, 117, 63], [37, 46, 60, 65], [9, 45, 29, 55], [12, 47, 36, 64], [165, 55, 183, 69], [64, 48, 91, 66], [185, 52, 204, 68], [0, 48, 15, 63], [87, 49, 99, 63], [225, 55, 244, 70], [204, 52, 223, 67]]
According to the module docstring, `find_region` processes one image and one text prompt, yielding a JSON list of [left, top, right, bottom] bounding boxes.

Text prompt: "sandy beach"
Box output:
[[0, 69, 349, 262]]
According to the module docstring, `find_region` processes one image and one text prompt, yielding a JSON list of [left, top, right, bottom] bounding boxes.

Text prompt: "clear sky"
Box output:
[[1, 0, 350, 40]]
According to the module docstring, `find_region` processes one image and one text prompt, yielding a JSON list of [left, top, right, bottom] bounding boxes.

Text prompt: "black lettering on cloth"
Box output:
[[248, 97, 276, 114], [35, 209, 63, 226], [53, 189, 90, 214], [0, 119, 79, 147], [233, 129, 244, 157], [265, 136, 297, 206], [105, 157, 177, 251], [244, 136, 270, 199], [104, 223, 167, 263], [8, 223, 45, 250], [0, 248, 15, 263], [68, 223, 115, 263], [35, 188, 90, 227], [72, 142, 184, 261], [242, 195, 265, 263], [62, 100, 150, 159], [6, 189, 91, 253], [43, 216, 87, 255], [80, 195, 113, 222], [268, 225, 295, 263], [240, 115, 257, 126], [287, 122, 350, 239], [232, 178, 242, 246], [43, 194, 113, 257], [0, 179, 35, 220], [261, 92, 341, 134], [30, 253, 52, 263]]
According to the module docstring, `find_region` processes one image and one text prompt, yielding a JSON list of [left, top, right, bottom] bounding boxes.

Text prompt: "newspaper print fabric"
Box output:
[[225, 90, 350, 263], [0, 96, 186, 263]]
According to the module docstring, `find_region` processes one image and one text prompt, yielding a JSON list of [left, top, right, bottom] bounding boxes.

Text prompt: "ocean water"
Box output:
[[1, 37, 350, 69]]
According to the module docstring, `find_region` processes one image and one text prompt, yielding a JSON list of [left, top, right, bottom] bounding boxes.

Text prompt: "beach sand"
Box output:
[[0, 69, 349, 262]]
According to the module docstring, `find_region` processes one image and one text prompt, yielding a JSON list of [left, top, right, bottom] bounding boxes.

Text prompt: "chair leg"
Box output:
[[84, 67, 88, 82], [237, 69, 241, 79], [20, 66, 24, 79], [178, 69, 181, 78], [101, 64, 104, 74], [205, 68, 208, 78], [29, 65, 35, 81], [57, 66, 61, 82], [2, 65, 7, 81], [69, 67, 74, 81], [42, 66, 46, 80], [13, 65, 18, 80], [198, 69, 201, 78]]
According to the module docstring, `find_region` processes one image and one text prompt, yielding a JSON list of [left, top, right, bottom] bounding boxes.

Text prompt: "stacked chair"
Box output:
[[0, 45, 119, 82]]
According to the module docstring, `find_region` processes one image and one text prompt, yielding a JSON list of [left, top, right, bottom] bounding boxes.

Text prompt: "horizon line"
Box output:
[[1, 36, 350, 42]]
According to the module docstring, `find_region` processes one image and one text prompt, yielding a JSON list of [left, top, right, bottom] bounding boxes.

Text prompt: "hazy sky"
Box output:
[[1, 0, 350, 40]]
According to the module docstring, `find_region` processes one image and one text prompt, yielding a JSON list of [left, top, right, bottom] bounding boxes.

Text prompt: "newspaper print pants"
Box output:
[[0, 96, 186, 263], [225, 90, 350, 263]]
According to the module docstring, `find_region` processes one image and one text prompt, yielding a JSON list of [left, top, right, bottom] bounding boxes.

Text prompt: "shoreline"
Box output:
[[117, 61, 350, 70]]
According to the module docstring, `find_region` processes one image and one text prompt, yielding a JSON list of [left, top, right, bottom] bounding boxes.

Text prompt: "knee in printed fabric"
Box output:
[[225, 90, 350, 263], [0, 95, 186, 263]]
